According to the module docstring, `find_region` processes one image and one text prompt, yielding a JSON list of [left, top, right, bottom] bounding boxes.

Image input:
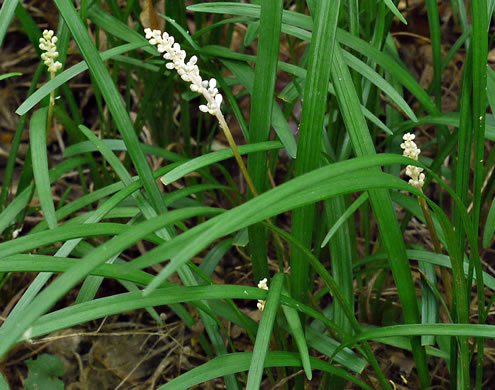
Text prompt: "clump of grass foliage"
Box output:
[[0, 0, 494, 388]]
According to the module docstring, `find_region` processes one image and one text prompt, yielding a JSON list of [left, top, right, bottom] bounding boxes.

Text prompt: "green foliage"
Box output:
[[24, 354, 65, 390], [0, 373, 9, 390], [0, 72, 21, 80], [0, 0, 493, 389]]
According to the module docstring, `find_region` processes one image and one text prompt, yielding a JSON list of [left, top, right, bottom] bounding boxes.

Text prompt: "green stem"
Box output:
[[418, 195, 453, 311], [46, 72, 56, 138], [215, 110, 258, 197]]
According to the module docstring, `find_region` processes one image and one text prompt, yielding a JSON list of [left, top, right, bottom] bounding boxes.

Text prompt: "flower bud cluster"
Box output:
[[144, 28, 223, 116], [257, 278, 269, 311], [39, 30, 62, 73], [400, 132, 425, 189]]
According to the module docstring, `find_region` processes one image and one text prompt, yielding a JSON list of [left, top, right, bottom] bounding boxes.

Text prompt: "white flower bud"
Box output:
[[258, 278, 268, 290], [39, 30, 62, 73], [215, 94, 223, 107], [257, 278, 269, 312], [144, 28, 225, 118]]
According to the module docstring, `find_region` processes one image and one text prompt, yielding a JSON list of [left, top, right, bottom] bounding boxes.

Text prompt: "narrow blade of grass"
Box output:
[[17, 42, 145, 116], [0, 0, 21, 46], [157, 351, 373, 390], [453, 46, 473, 387], [247, 0, 283, 282], [0, 157, 89, 236], [54, 0, 167, 218], [30, 108, 57, 230], [246, 274, 284, 389], [383, 0, 407, 24], [0, 208, 222, 357], [0, 72, 22, 80], [470, 2, 489, 388], [161, 141, 282, 185], [419, 261, 438, 346], [221, 59, 297, 158], [330, 42, 430, 388], [321, 193, 368, 248], [281, 285, 312, 380], [483, 198, 495, 248], [0, 65, 43, 211], [290, 0, 341, 304]]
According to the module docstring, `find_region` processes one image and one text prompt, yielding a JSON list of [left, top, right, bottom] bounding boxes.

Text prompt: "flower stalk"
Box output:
[[144, 29, 257, 196], [400, 133, 442, 252], [401, 133, 450, 306]]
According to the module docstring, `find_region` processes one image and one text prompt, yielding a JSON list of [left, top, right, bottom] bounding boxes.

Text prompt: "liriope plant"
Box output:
[[0, 1, 493, 389]]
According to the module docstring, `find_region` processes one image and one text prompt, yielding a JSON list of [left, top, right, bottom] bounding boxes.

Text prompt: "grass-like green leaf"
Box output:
[[246, 0, 283, 283], [158, 352, 373, 390], [64, 139, 184, 162], [0, 72, 22, 80], [30, 108, 57, 230], [0, 371, 8, 390], [330, 42, 430, 387], [222, 60, 297, 158], [0, 157, 89, 236], [0, 64, 43, 210], [305, 327, 366, 374], [345, 323, 495, 345], [137, 156, 430, 294], [0, 207, 222, 357], [290, 0, 340, 306], [483, 198, 495, 248], [161, 141, 282, 185], [383, 0, 408, 24], [321, 192, 368, 248], [54, 0, 166, 217], [246, 274, 284, 389], [17, 42, 145, 116], [189, 2, 437, 115], [0, 223, 166, 259], [281, 285, 312, 380], [0, 0, 21, 46]]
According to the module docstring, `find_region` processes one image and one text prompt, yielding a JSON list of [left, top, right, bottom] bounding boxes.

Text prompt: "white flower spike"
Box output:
[[400, 132, 425, 189], [144, 28, 223, 116], [257, 278, 269, 311], [145, 28, 258, 197], [39, 30, 62, 73]]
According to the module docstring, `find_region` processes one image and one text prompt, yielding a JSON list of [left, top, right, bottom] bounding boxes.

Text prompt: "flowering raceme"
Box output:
[[400, 132, 425, 190], [144, 28, 223, 116], [39, 30, 62, 73], [144, 28, 258, 196]]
